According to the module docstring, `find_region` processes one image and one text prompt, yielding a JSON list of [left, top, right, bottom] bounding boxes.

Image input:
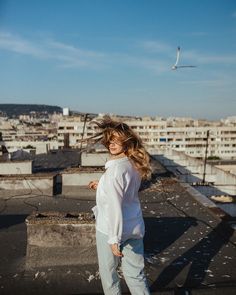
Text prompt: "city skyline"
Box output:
[[0, 0, 236, 120]]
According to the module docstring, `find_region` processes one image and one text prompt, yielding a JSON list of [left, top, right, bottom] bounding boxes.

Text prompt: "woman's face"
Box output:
[[108, 136, 125, 156]]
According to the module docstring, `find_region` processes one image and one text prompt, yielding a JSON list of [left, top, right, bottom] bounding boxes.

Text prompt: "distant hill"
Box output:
[[0, 104, 62, 117]]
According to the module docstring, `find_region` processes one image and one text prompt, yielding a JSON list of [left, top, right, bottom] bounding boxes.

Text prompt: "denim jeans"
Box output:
[[96, 230, 150, 295]]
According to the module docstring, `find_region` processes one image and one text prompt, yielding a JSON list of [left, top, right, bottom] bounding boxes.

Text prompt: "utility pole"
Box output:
[[80, 113, 89, 150], [202, 130, 210, 183]]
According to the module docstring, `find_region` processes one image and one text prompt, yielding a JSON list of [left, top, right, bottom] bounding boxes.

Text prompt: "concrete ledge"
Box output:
[[25, 211, 97, 269], [0, 174, 56, 197], [0, 160, 32, 175], [81, 152, 109, 167], [154, 150, 236, 195], [179, 182, 217, 209], [62, 168, 104, 196], [61, 186, 96, 200]]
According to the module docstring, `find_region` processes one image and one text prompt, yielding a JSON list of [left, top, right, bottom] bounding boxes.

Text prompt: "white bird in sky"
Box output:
[[172, 46, 197, 70]]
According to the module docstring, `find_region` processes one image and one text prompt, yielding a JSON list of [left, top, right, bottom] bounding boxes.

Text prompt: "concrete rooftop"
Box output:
[[0, 158, 236, 294]]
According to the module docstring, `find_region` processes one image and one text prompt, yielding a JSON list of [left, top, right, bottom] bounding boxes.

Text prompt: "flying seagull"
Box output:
[[172, 46, 196, 70]]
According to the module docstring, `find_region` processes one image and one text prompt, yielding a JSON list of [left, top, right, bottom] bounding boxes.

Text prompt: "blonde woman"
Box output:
[[88, 117, 151, 295]]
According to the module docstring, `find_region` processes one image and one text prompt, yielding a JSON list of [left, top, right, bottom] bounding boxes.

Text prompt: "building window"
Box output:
[[160, 138, 167, 142]]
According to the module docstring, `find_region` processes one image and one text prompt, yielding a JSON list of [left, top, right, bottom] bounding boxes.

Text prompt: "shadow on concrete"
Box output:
[[145, 217, 234, 291], [0, 214, 28, 230], [144, 217, 198, 255]]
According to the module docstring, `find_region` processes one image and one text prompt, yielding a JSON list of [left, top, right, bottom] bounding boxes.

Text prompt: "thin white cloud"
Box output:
[[180, 71, 236, 89], [0, 31, 107, 69], [109, 52, 170, 74], [183, 49, 236, 65], [0, 31, 48, 58], [47, 40, 107, 69], [1, 31, 236, 74], [0, 31, 172, 73], [140, 40, 172, 53], [131, 57, 170, 74], [49, 40, 105, 58], [232, 11, 236, 18]]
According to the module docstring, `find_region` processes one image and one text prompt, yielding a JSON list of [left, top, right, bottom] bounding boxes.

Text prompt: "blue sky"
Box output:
[[0, 0, 236, 120]]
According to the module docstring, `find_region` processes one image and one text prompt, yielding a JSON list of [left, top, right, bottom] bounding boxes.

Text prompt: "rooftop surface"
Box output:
[[0, 158, 236, 294]]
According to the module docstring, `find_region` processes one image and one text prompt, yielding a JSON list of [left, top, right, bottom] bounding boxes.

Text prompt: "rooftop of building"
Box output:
[[0, 156, 236, 294]]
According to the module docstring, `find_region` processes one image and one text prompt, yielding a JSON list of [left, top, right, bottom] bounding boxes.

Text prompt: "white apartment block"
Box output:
[[1, 114, 235, 159], [0, 118, 58, 154], [57, 115, 236, 160], [57, 116, 94, 149]]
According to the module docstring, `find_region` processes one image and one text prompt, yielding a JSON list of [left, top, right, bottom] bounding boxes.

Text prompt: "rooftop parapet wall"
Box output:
[[0, 173, 56, 197], [0, 160, 32, 175], [153, 149, 236, 196], [81, 152, 109, 167], [25, 211, 96, 269], [215, 164, 236, 175], [5, 141, 59, 154], [62, 167, 104, 196]]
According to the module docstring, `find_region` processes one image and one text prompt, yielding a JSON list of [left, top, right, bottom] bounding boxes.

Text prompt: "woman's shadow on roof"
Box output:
[[144, 217, 234, 290]]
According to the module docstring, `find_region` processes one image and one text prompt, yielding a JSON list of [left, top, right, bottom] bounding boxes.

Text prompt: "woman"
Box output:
[[88, 117, 151, 295]]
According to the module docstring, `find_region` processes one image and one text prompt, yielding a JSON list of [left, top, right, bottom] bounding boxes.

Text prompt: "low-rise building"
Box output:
[[0, 114, 58, 154], [57, 114, 236, 160], [1, 112, 236, 160]]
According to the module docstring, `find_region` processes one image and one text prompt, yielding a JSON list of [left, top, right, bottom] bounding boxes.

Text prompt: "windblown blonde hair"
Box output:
[[88, 116, 151, 180]]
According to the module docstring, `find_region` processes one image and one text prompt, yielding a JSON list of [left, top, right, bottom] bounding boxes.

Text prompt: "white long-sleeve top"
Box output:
[[92, 156, 145, 245]]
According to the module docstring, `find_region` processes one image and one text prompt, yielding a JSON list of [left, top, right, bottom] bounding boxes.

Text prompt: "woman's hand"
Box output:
[[110, 244, 123, 257], [88, 180, 99, 190]]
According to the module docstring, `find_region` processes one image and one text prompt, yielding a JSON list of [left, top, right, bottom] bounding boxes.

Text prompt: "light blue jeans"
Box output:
[[96, 230, 150, 295]]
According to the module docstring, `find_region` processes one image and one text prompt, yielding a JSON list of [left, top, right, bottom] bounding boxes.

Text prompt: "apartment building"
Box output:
[[57, 115, 236, 160], [57, 115, 94, 149], [129, 118, 236, 159], [1, 113, 235, 159], [0, 117, 58, 154]]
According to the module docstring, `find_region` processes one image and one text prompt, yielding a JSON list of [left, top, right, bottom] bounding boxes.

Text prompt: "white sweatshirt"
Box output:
[[92, 157, 145, 245]]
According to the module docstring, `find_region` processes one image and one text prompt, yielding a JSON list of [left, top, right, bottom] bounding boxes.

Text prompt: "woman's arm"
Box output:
[[105, 169, 124, 247]]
